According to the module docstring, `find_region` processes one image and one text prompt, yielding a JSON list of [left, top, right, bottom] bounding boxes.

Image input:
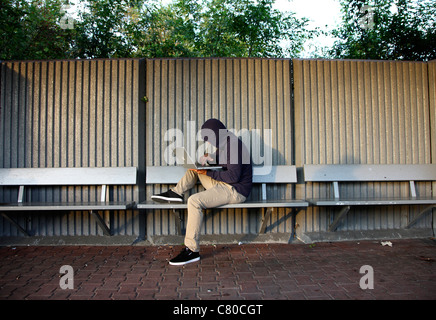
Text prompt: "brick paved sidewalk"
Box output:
[[0, 238, 435, 300]]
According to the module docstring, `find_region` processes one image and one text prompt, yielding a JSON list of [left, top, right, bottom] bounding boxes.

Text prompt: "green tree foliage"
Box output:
[[135, 0, 315, 58], [331, 0, 436, 61], [135, 0, 201, 57], [3, 0, 434, 61], [0, 0, 315, 60], [121, 0, 316, 58], [73, 0, 149, 58], [198, 0, 314, 57], [0, 0, 75, 60]]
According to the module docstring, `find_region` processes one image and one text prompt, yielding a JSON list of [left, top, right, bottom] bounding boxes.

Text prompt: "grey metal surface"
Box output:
[[0, 167, 137, 186], [307, 197, 436, 206], [304, 164, 436, 182], [293, 58, 435, 235], [429, 60, 436, 233], [145, 165, 297, 184], [145, 58, 296, 237], [0, 201, 135, 211], [137, 199, 308, 209], [430, 60, 436, 166], [253, 166, 297, 183], [142, 164, 305, 235], [1, 57, 435, 241], [146, 166, 186, 184], [0, 59, 146, 237]]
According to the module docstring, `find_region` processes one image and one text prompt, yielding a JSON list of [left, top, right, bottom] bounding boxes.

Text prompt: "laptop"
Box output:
[[174, 147, 222, 170]]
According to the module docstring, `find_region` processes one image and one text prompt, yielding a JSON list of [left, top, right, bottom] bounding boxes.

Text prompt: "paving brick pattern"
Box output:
[[0, 239, 435, 300]]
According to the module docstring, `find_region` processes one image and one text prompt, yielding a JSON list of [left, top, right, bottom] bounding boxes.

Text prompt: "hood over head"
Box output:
[[201, 118, 227, 147]]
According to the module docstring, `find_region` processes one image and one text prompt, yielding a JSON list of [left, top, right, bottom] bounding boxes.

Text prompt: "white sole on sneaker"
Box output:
[[151, 195, 183, 203], [169, 256, 200, 266]]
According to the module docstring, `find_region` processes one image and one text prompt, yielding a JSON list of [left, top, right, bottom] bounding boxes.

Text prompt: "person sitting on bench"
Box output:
[[152, 118, 253, 265]]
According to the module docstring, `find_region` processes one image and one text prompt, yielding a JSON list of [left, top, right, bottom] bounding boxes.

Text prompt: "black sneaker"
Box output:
[[169, 247, 200, 266], [151, 190, 184, 203]]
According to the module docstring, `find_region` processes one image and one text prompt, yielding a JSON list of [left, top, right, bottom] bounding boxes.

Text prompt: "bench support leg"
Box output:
[[90, 211, 112, 236], [172, 209, 182, 235], [259, 208, 304, 235], [290, 208, 303, 241], [406, 205, 436, 229], [1, 213, 30, 236], [259, 208, 273, 234], [328, 206, 351, 232]]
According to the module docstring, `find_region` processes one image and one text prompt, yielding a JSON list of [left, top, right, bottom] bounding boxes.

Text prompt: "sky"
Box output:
[[272, 0, 343, 57], [68, 0, 344, 57], [273, 0, 342, 30]]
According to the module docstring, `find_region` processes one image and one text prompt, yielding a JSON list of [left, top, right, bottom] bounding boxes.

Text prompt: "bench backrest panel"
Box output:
[[304, 164, 436, 182], [0, 167, 137, 186], [146, 166, 297, 184]]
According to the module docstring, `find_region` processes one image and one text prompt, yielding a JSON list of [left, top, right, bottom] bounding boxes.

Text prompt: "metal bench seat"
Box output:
[[0, 167, 137, 236], [0, 201, 135, 211], [138, 165, 308, 235], [304, 164, 436, 232], [138, 199, 308, 210], [307, 197, 436, 206]]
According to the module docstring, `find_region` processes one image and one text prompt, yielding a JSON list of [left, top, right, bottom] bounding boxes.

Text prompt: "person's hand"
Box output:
[[189, 169, 207, 175], [199, 154, 214, 165]]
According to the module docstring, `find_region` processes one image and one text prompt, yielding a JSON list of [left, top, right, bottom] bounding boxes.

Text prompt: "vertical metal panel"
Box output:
[[294, 59, 433, 235], [428, 60, 436, 232], [0, 59, 146, 237], [429, 60, 436, 167], [145, 58, 294, 237], [2, 57, 434, 240]]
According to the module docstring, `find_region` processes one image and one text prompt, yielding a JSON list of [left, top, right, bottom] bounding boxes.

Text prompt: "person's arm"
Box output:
[[206, 161, 242, 184]]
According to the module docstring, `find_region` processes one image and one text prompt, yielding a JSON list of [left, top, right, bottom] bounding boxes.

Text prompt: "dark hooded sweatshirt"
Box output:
[[201, 119, 253, 198]]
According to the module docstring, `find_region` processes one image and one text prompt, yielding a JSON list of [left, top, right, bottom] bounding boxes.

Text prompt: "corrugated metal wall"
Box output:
[[1, 57, 434, 241], [429, 60, 436, 233], [0, 59, 146, 237], [293, 59, 434, 236], [429, 60, 436, 170], [145, 58, 295, 237]]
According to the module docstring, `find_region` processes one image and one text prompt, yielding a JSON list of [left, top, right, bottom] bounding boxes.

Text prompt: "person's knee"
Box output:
[[187, 194, 202, 209]]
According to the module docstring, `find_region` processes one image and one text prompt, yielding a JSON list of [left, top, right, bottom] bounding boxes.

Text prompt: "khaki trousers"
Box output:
[[172, 170, 246, 252]]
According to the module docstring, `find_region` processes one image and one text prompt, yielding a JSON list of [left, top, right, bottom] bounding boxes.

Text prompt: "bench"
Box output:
[[0, 167, 137, 236], [137, 165, 308, 236], [303, 164, 436, 231]]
